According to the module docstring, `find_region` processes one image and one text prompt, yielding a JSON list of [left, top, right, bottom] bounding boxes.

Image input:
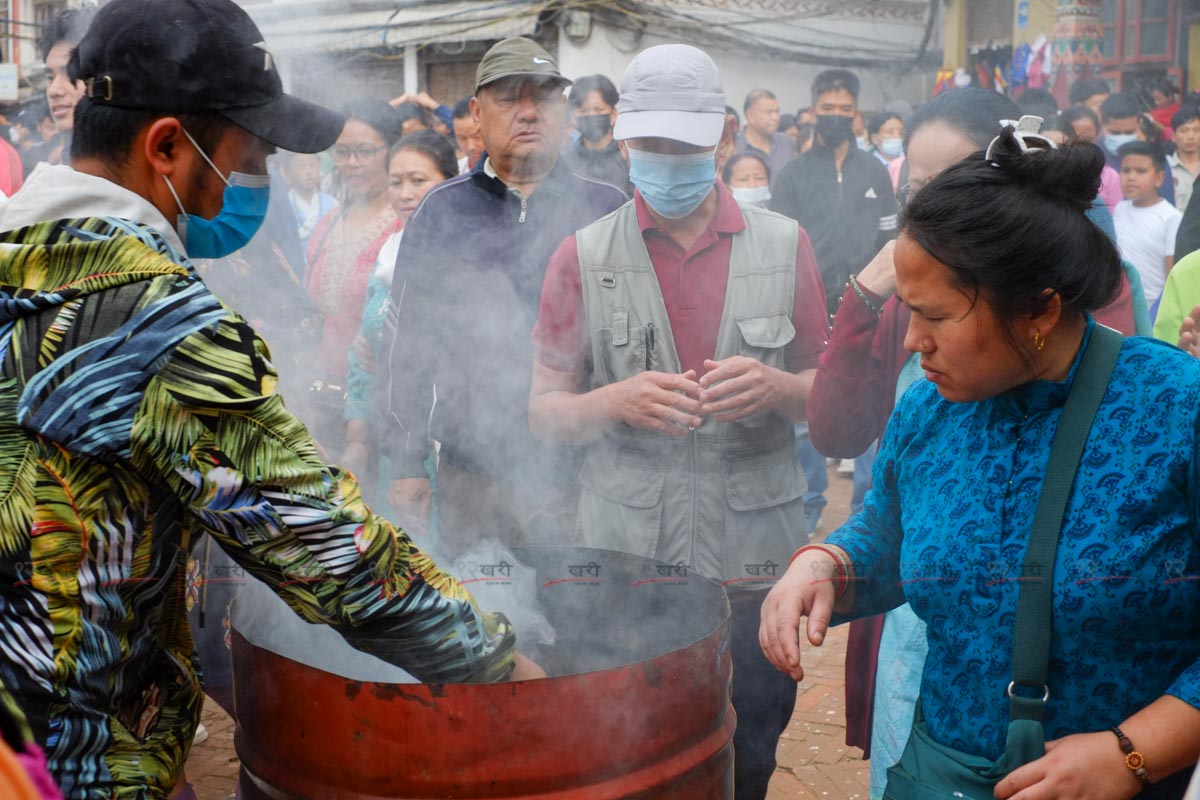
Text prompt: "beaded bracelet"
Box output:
[[789, 544, 850, 599], [1110, 726, 1150, 786], [848, 274, 885, 317]]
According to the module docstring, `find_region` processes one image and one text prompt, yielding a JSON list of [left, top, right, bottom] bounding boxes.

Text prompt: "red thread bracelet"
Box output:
[[790, 544, 849, 598]]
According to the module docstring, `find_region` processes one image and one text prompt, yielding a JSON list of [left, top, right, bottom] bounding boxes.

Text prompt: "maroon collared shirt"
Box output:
[[533, 182, 828, 378]]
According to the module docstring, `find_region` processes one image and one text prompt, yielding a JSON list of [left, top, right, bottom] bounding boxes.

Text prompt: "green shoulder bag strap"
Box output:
[[1004, 323, 1124, 762]]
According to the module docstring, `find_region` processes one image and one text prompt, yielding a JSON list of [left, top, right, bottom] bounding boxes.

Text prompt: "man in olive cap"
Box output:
[[383, 37, 626, 555], [0, 2, 536, 797]]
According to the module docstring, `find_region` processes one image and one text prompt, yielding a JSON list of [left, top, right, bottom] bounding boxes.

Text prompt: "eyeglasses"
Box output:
[[330, 144, 387, 164]]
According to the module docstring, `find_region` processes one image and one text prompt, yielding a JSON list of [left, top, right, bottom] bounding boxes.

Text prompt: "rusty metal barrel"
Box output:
[[231, 546, 734, 799]]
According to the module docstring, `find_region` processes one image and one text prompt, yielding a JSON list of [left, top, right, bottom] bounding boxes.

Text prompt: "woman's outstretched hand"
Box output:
[[759, 549, 841, 681]]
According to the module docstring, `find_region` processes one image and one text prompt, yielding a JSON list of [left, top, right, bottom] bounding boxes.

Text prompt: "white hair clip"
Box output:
[[985, 114, 1057, 162]]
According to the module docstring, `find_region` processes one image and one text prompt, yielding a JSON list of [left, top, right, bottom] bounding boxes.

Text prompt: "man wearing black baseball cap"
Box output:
[[0, 2, 535, 798]]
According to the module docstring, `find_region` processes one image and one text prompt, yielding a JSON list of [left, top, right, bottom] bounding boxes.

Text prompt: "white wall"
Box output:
[[12, 0, 39, 75], [557, 18, 935, 117]]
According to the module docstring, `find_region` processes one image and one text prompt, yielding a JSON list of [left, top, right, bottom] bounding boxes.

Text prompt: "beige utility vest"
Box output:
[[574, 200, 808, 586]]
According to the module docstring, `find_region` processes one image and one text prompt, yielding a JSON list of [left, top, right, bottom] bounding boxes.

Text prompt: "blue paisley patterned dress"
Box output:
[[829, 320, 1200, 763]]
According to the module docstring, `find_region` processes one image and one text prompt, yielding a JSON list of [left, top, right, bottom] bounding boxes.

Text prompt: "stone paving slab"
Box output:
[[186, 464, 866, 799]]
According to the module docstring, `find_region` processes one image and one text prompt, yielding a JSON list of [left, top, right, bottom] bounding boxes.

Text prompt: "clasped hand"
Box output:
[[611, 357, 782, 433]]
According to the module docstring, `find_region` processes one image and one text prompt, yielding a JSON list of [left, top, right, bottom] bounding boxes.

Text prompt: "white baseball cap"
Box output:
[[613, 44, 726, 147]]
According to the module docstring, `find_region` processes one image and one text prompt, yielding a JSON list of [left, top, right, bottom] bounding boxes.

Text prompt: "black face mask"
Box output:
[[576, 114, 612, 143], [816, 114, 855, 147]]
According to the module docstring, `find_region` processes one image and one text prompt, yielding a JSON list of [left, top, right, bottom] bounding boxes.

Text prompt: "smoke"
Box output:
[[233, 574, 420, 683], [231, 546, 730, 684], [231, 541, 556, 683]]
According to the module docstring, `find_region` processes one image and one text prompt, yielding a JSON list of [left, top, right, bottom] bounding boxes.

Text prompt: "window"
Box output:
[[33, 1, 67, 30], [1101, 0, 1176, 65]]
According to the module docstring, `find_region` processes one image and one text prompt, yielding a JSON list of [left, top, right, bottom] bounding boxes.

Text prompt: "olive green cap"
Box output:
[[474, 37, 572, 93]]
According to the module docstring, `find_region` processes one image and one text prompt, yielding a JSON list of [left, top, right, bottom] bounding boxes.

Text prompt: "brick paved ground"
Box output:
[[186, 462, 865, 799]]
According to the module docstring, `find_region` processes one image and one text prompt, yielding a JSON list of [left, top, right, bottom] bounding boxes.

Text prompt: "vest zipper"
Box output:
[[689, 429, 697, 569], [518, 196, 528, 223]]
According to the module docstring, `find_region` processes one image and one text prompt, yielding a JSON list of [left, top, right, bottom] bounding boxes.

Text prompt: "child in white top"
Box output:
[[1113, 141, 1183, 308]]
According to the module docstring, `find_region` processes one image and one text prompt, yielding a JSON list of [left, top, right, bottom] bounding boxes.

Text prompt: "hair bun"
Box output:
[[987, 125, 1103, 210]]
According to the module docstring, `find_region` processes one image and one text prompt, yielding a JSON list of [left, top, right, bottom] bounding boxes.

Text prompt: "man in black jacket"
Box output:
[[382, 37, 626, 555], [770, 69, 898, 314]]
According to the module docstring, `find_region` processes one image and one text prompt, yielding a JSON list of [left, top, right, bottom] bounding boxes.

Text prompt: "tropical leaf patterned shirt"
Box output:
[[0, 216, 515, 800]]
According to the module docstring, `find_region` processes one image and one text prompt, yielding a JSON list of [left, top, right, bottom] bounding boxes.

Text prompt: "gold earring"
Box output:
[[1033, 330, 1045, 351]]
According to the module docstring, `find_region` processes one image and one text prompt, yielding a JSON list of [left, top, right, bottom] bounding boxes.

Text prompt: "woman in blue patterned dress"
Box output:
[[762, 129, 1200, 797]]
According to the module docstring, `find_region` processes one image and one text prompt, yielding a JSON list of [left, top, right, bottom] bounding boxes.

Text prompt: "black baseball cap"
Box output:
[[70, 0, 344, 154]]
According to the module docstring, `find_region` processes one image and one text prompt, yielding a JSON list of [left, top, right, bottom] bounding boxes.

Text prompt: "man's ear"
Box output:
[[469, 95, 482, 126], [617, 139, 628, 167], [143, 117, 186, 178], [719, 114, 737, 150]]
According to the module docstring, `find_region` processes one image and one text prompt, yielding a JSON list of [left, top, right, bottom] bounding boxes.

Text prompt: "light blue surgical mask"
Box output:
[[163, 128, 270, 259], [627, 146, 716, 220], [856, 135, 872, 152], [880, 137, 904, 158], [1104, 133, 1138, 156], [732, 185, 771, 208]]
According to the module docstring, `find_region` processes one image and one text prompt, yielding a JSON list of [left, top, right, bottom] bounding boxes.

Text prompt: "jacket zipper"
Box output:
[[518, 195, 528, 223]]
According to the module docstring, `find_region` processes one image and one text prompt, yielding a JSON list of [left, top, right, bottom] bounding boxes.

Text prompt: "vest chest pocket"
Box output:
[[596, 323, 649, 385], [732, 313, 795, 426], [575, 454, 665, 559], [735, 313, 795, 370]]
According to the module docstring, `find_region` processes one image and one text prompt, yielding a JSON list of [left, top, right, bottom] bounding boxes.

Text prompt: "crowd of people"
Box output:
[[0, 0, 1196, 799]]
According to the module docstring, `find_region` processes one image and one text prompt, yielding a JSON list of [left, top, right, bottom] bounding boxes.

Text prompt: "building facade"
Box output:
[[948, 0, 1200, 107]]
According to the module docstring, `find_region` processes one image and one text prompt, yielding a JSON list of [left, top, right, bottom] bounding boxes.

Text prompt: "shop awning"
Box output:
[[242, 0, 545, 54]]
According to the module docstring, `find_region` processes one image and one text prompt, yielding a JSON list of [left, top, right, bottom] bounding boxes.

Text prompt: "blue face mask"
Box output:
[[163, 128, 270, 259], [627, 146, 716, 220], [1104, 133, 1138, 156], [880, 137, 904, 158]]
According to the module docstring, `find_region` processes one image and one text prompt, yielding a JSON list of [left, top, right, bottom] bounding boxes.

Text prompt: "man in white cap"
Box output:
[[529, 43, 829, 798]]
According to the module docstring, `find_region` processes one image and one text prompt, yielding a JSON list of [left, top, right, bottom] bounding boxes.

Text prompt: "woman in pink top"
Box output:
[[305, 103, 405, 395]]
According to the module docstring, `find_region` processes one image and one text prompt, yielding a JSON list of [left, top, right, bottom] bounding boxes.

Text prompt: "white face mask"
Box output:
[[732, 185, 771, 208]]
